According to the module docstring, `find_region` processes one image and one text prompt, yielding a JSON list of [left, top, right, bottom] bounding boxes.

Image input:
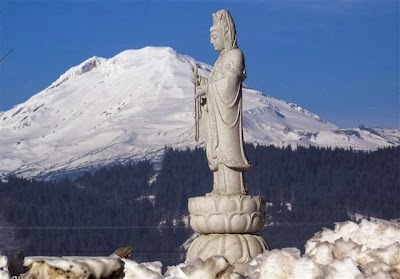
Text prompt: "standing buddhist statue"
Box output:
[[193, 9, 250, 195], [187, 10, 267, 272]]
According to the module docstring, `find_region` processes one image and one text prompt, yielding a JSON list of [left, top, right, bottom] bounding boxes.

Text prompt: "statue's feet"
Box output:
[[207, 190, 247, 196], [206, 190, 223, 196]]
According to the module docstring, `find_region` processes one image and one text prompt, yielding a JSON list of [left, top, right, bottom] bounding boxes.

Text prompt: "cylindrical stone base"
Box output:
[[186, 234, 267, 266], [188, 195, 266, 234]]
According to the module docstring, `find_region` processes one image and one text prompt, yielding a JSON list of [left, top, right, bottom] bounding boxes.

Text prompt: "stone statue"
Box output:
[[187, 10, 267, 272], [193, 9, 250, 195]]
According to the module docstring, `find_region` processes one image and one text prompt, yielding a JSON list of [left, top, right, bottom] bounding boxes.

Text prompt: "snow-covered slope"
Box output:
[[0, 47, 399, 178]]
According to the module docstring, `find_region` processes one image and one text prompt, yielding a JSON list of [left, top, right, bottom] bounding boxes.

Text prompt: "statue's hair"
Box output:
[[211, 10, 238, 51]]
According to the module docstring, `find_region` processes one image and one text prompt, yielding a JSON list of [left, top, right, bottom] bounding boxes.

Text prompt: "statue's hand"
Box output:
[[192, 66, 200, 86], [192, 76, 199, 86], [194, 86, 206, 99]]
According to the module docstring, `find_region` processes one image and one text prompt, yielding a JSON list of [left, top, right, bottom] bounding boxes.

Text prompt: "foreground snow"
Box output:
[[8, 219, 398, 279], [0, 255, 10, 279], [244, 219, 400, 278]]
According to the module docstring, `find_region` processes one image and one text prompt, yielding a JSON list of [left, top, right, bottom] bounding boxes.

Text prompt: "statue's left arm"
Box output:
[[221, 49, 246, 101]]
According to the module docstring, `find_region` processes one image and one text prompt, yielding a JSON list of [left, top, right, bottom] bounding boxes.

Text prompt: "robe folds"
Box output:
[[200, 48, 251, 194]]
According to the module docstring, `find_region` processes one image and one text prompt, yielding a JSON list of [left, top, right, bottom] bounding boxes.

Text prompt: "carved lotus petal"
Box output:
[[250, 213, 265, 232], [207, 213, 228, 233], [189, 197, 216, 214], [242, 196, 261, 212], [188, 199, 195, 212], [218, 196, 238, 212], [229, 213, 250, 233], [187, 234, 267, 265], [190, 214, 208, 233]]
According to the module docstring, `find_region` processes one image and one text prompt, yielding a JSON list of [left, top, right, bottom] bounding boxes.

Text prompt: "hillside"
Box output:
[[1, 47, 398, 178]]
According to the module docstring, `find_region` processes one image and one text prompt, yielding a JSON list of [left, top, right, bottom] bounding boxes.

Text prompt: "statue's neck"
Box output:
[[219, 49, 227, 56]]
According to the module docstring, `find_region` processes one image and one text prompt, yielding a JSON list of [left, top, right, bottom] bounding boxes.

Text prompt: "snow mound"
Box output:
[[164, 256, 239, 279], [244, 248, 326, 278], [303, 219, 400, 279], [0, 254, 10, 279], [305, 219, 400, 252], [21, 257, 123, 279], [122, 259, 163, 279], [243, 219, 400, 278]]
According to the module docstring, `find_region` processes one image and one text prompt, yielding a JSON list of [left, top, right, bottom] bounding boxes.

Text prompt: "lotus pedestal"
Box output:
[[186, 195, 267, 270]]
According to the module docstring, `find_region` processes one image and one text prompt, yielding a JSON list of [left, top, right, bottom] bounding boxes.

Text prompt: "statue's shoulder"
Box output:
[[226, 48, 244, 68]]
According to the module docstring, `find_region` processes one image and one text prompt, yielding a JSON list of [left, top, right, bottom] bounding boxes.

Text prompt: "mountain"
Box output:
[[1, 46, 399, 179]]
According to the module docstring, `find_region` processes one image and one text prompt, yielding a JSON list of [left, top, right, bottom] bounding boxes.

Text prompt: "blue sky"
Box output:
[[0, 0, 398, 128]]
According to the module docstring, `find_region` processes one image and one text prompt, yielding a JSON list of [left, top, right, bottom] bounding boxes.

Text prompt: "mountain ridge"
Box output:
[[1, 46, 399, 178]]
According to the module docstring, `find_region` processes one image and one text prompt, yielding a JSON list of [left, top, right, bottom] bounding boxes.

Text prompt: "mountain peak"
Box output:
[[49, 56, 106, 90], [0, 47, 399, 178]]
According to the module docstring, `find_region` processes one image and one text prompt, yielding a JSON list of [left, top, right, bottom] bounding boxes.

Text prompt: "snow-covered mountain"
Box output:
[[1, 47, 399, 178]]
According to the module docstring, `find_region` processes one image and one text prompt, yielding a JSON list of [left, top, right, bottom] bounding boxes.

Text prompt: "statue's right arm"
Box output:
[[192, 66, 209, 87], [193, 75, 209, 99]]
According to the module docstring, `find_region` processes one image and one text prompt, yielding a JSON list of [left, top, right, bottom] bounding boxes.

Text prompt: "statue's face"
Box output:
[[210, 30, 224, 52]]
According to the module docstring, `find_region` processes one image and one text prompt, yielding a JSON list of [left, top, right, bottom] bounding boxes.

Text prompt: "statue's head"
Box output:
[[210, 10, 238, 53]]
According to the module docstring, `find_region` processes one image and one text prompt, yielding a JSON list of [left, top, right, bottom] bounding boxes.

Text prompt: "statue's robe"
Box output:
[[201, 48, 251, 195]]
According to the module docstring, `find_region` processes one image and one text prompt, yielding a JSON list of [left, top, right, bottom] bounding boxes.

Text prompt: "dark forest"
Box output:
[[1, 145, 399, 272]]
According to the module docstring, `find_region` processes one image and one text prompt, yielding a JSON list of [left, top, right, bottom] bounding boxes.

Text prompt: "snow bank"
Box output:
[[305, 219, 400, 252], [304, 219, 400, 278], [16, 219, 400, 279], [0, 254, 10, 279], [122, 259, 163, 279], [243, 248, 365, 279], [20, 257, 123, 279], [243, 219, 400, 279], [164, 256, 240, 279]]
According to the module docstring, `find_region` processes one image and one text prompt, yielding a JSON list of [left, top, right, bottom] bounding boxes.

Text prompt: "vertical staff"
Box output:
[[193, 65, 200, 142]]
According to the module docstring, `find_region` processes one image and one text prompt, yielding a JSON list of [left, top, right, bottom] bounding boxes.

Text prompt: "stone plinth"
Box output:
[[189, 195, 266, 234], [186, 194, 268, 268], [186, 234, 267, 265]]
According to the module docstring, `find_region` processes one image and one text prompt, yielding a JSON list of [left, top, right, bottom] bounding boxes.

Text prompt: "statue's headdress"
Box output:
[[210, 10, 238, 51]]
